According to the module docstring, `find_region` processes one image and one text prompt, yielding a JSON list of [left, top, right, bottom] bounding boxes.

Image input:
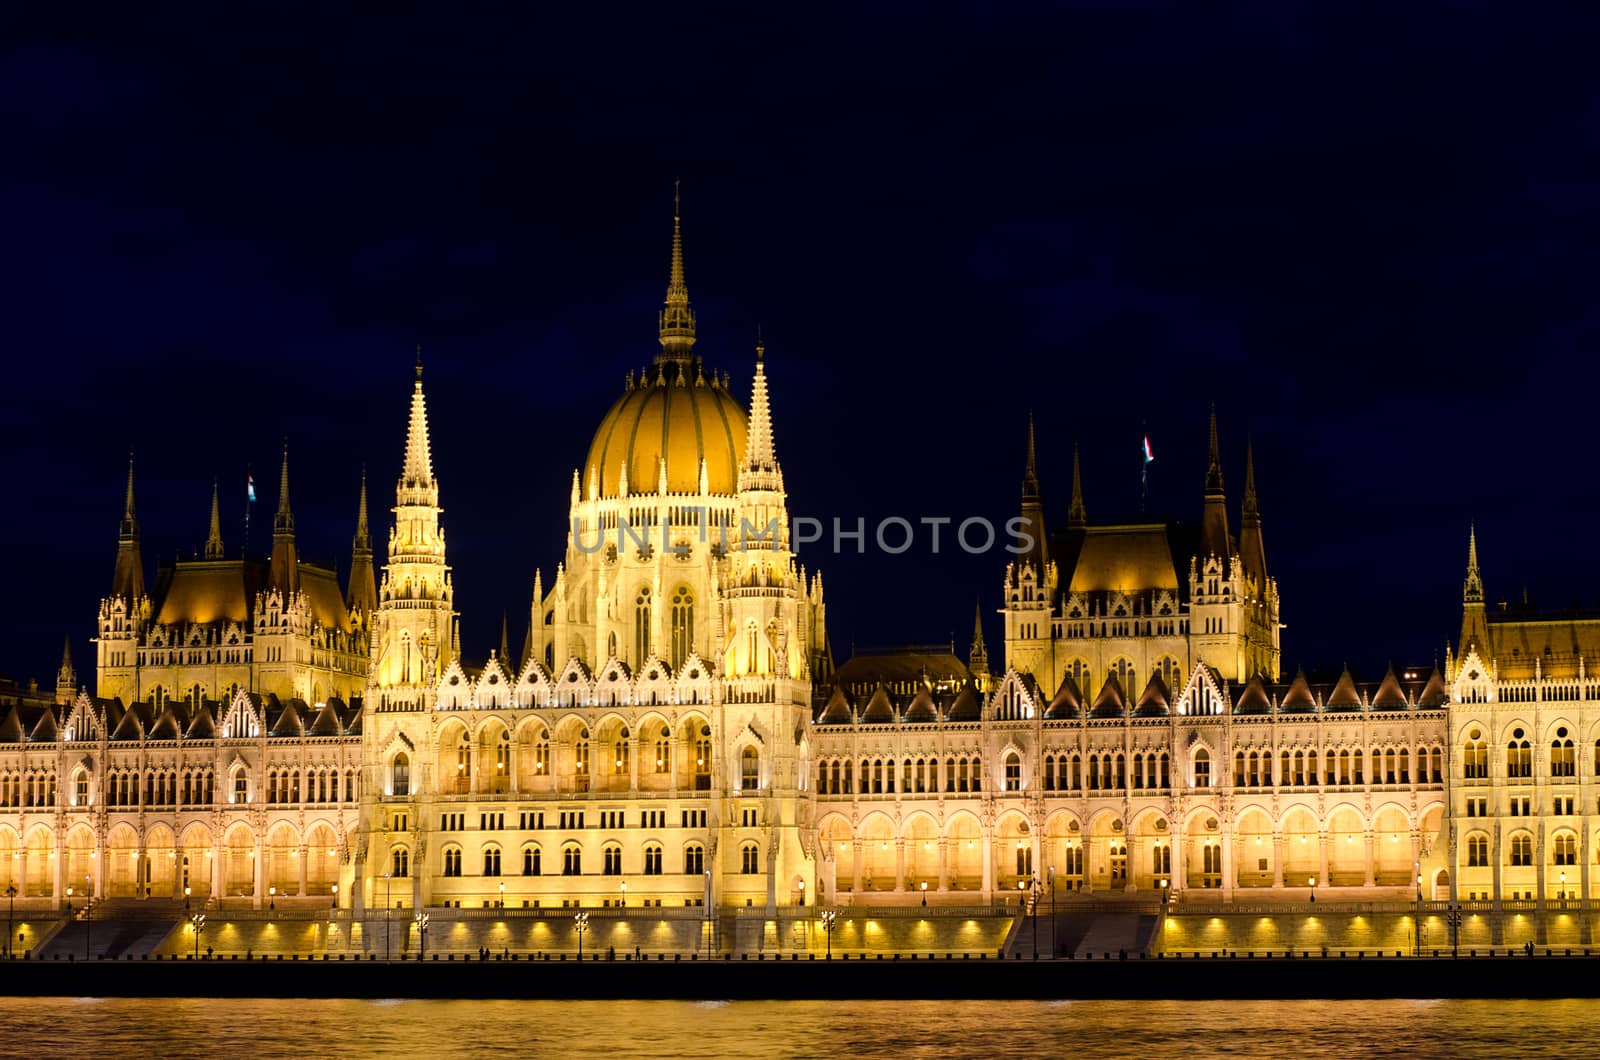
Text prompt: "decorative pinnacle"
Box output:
[[1464, 523, 1484, 604], [1021, 411, 1040, 499], [119, 453, 139, 539], [416, 344, 423, 379], [742, 339, 778, 477], [402, 365, 436, 490], [353, 466, 371, 554]]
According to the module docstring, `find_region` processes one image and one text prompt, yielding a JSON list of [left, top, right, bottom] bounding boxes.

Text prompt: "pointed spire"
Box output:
[[346, 467, 377, 615], [1205, 404, 1224, 495], [1242, 437, 1259, 522], [499, 610, 511, 667], [740, 337, 780, 484], [401, 359, 436, 492], [55, 636, 76, 706], [1067, 441, 1086, 529], [1199, 406, 1232, 560], [1016, 414, 1048, 573], [1238, 437, 1267, 585], [1464, 523, 1484, 604], [205, 478, 224, 559], [656, 181, 696, 363], [1022, 410, 1040, 499], [269, 443, 299, 595], [111, 454, 146, 601], [969, 599, 988, 666], [274, 443, 294, 532]]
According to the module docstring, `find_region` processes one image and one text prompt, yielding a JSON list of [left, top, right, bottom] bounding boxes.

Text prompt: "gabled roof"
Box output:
[[1046, 674, 1082, 720], [1371, 667, 1409, 709], [1417, 669, 1449, 708], [1134, 672, 1171, 717], [817, 686, 854, 725], [1280, 670, 1316, 713], [947, 682, 983, 721], [1090, 673, 1126, 718], [148, 705, 183, 741], [0, 707, 23, 744], [1233, 675, 1271, 715], [310, 701, 343, 736], [1326, 667, 1363, 711], [861, 684, 896, 724], [111, 707, 143, 741]]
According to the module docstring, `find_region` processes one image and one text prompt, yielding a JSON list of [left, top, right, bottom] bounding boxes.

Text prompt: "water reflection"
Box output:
[[5, 998, 1597, 1059]]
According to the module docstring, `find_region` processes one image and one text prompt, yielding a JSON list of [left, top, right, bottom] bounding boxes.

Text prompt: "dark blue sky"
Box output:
[[5, 4, 1599, 686]]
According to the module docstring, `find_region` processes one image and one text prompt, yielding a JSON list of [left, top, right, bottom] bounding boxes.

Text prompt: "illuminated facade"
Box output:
[[810, 429, 1449, 905], [0, 205, 1584, 928]]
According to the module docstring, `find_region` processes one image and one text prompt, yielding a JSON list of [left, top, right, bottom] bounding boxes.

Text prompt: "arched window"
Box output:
[[562, 844, 581, 876], [232, 770, 249, 805], [392, 847, 410, 878], [741, 747, 760, 791], [1193, 749, 1211, 788], [1043, 754, 1056, 792], [1554, 833, 1578, 866], [684, 843, 704, 875], [634, 586, 652, 669], [1004, 753, 1021, 792], [523, 846, 541, 876], [1464, 730, 1488, 779], [741, 842, 759, 874], [443, 847, 462, 877], [1508, 733, 1532, 779], [603, 844, 623, 875], [1552, 733, 1575, 777], [484, 846, 502, 877], [1510, 834, 1533, 867], [392, 753, 410, 797], [644, 844, 663, 875], [654, 727, 671, 773], [670, 586, 694, 670], [1467, 834, 1489, 867], [614, 729, 631, 776], [496, 732, 511, 785]]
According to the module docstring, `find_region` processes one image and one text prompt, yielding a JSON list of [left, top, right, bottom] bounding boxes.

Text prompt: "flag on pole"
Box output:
[[247, 473, 256, 503], [1142, 436, 1154, 464]]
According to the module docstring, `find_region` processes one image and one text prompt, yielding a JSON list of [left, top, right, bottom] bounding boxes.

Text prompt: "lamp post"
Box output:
[[575, 910, 590, 960], [4, 883, 15, 959], [1021, 878, 1037, 960], [84, 875, 92, 960], [1414, 864, 1423, 957], [184, 885, 191, 911], [65, 886, 72, 917], [331, 882, 338, 911], [191, 913, 205, 959], [384, 872, 392, 960], [415, 912, 429, 960], [268, 885, 275, 911], [1308, 875, 1317, 905], [1445, 903, 1463, 959], [619, 881, 626, 909], [920, 880, 927, 907], [1159, 878, 1169, 954], [1048, 866, 1056, 958], [821, 909, 837, 960], [798, 879, 805, 907], [499, 881, 506, 908]]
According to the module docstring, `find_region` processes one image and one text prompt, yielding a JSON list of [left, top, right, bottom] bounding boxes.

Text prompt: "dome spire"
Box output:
[[111, 453, 145, 601], [657, 181, 696, 363]]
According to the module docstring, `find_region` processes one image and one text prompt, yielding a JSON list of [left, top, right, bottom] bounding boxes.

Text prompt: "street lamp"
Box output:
[[190, 913, 205, 959], [84, 875, 92, 960], [575, 910, 590, 959], [184, 885, 191, 911], [821, 909, 837, 960], [65, 886, 72, 917], [1308, 875, 1317, 905], [3, 883, 16, 959], [1047, 866, 1056, 958], [1159, 878, 1169, 955], [331, 883, 338, 910], [415, 912, 429, 960], [920, 880, 927, 907], [1445, 903, 1463, 959], [269, 885, 276, 911], [619, 881, 626, 909], [499, 881, 506, 908], [1021, 878, 1037, 960], [798, 879, 805, 907]]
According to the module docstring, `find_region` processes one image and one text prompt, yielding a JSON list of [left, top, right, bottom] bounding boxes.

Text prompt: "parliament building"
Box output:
[[0, 207, 1588, 930]]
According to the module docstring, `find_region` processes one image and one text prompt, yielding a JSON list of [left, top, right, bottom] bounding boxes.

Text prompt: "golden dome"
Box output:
[[585, 364, 748, 497]]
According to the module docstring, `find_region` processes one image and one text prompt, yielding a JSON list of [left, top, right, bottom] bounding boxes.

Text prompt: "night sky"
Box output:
[[6, 5, 1599, 688]]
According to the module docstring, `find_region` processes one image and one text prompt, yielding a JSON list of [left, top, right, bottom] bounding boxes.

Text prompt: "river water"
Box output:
[[5, 998, 1598, 1057]]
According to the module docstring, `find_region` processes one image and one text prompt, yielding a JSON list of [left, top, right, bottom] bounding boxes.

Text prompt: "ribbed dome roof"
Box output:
[[585, 363, 749, 497]]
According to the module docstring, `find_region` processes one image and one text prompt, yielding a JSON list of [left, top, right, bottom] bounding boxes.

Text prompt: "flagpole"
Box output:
[[243, 463, 253, 556]]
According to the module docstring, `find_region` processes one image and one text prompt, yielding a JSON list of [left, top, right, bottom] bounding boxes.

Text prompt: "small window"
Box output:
[[741, 842, 759, 874], [685, 843, 704, 876], [443, 848, 462, 877], [484, 847, 502, 877]]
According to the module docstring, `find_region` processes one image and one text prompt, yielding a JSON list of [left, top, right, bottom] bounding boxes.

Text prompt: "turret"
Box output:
[[968, 599, 990, 690], [1459, 524, 1491, 659], [55, 636, 76, 706], [111, 455, 146, 601]]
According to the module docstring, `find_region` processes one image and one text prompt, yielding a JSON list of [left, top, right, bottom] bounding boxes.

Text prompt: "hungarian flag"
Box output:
[[1142, 436, 1154, 464]]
